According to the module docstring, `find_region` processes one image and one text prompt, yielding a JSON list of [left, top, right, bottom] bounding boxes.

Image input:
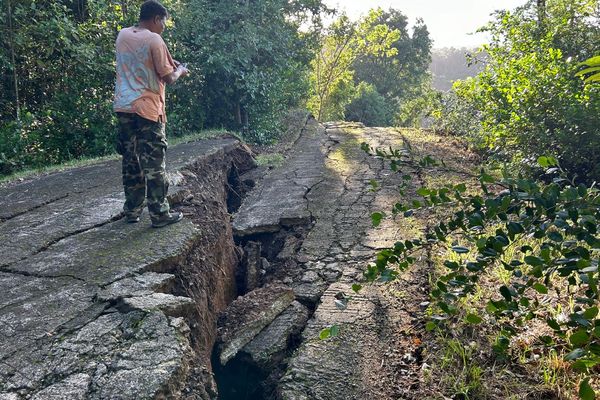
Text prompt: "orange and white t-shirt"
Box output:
[[113, 26, 176, 122]]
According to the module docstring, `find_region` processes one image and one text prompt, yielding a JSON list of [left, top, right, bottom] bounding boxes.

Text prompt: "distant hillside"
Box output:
[[429, 47, 485, 91]]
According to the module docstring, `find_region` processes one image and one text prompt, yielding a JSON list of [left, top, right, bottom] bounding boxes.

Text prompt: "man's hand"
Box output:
[[178, 64, 190, 77], [163, 64, 189, 84]]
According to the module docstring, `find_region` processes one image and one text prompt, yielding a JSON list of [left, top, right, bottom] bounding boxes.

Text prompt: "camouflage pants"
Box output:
[[116, 112, 170, 219]]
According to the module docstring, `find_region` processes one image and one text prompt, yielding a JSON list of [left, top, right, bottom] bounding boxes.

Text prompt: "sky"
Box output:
[[323, 0, 528, 48]]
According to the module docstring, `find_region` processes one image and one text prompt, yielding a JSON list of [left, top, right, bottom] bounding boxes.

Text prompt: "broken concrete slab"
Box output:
[[1, 310, 191, 399], [3, 218, 199, 286], [278, 282, 380, 400], [242, 301, 309, 369], [0, 138, 241, 266], [232, 120, 326, 236], [292, 280, 328, 305], [96, 272, 176, 302], [0, 272, 98, 360], [217, 283, 295, 365], [118, 292, 195, 317], [29, 373, 91, 400], [241, 241, 262, 292]]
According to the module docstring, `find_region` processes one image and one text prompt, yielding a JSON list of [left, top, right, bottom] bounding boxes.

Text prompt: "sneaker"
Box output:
[[151, 211, 183, 228]]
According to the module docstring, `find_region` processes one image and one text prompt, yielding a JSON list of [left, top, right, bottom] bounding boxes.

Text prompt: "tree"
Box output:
[[435, 0, 600, 182], [173, 0, 327, 142], [345, 82, 393, 126], [353, 10, 432, 102], [307, 9, 400, 121]]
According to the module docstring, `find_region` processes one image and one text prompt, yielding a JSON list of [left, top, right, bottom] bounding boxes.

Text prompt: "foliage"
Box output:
[[361, 141, 600, 398], [577, 55, 600, 83], [0, 0, 329, 176], [172, 0, 327, 143], [430, 88, 482, 143], [344, 82, 393, 126], [352, 9, 432, 126], [433, 0, 600, 182], [307, 9, 400, 121], [393, 83, 440, 128], [352, 11, 431, 100], [0, 0, 130, 175], [308, 8, 433, 125]]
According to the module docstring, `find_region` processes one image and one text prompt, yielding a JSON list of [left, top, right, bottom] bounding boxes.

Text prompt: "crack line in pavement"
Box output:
[[0, 265, 88, 283], [31, 213, 125, 257], [0, 193, 69, 223]]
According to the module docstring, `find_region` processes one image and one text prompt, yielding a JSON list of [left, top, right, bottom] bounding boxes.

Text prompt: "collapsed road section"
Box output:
[[216, 122, 437, 400]]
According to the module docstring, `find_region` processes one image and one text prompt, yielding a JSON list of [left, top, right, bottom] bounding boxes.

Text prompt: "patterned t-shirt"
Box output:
[[113, 26, 176, 122]]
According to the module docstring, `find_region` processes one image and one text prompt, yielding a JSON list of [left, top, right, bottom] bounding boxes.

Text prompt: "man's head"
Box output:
[[139, 1, 168, 34]]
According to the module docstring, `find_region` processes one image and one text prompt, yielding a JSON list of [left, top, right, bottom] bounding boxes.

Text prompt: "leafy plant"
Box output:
[[345, 82, 393, 126], [360, 141, 600, 398], [577, 55, 600, 83]]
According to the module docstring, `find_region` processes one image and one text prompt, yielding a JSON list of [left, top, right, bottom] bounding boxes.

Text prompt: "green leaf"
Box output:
[[371, 212, 384, 227], [580, 55, 600, 66], [500, 285, 512, 301], [576, 66, 600, 77], [466, 313, 483, 324], [584, 307, 599, 320], [454, 183, 467, 193], [537, 156, 558, 168], [416, 187, 431, 196], [451, 246, 470, 254], [524, 256, 544, 267], [579, 378, 596, 400], [533, 283, 548, 294], [548, 231, 564, 242], [425, 321, 437, 331], [571, 330, 590, 347], [352, 283, 363, 293], [319, 327, 331, 340], [479, 173, 495, 183], [565, 348, 587, 361], [330, 325, 340, 337]]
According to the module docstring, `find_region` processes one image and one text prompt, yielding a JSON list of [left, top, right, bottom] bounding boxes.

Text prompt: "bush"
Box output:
[[345, 82, 393, 126]]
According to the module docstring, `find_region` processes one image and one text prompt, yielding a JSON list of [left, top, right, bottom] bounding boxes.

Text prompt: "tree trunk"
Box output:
[[120, 0, 128, 21], [242, 107, 249, 130], [537, 0, 546, 32], [235, 101, 242, 126], [6, 0, 20, 121]]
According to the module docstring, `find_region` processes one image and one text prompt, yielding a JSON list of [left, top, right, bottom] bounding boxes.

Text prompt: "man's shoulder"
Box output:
[[117, 26, 135, 36], [117, 27, 162, 42]]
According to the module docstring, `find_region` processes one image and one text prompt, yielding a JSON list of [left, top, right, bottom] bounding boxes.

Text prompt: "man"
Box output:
[[114, 0, 189, 228]]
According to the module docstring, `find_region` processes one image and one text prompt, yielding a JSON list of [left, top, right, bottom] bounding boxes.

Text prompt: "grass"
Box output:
[[0, 129, 237, 186], [255, 153, 285, 168]]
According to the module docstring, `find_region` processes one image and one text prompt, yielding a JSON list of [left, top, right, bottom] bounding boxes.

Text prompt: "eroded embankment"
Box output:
[[0, 137, 257, 399]]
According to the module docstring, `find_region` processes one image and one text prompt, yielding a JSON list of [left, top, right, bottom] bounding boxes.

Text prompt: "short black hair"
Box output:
[[139, 1, 168, 21]]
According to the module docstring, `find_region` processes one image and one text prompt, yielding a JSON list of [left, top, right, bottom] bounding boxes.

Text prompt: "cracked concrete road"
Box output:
[[0, 137, 254, 399], [277, 124, 478, 400]]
